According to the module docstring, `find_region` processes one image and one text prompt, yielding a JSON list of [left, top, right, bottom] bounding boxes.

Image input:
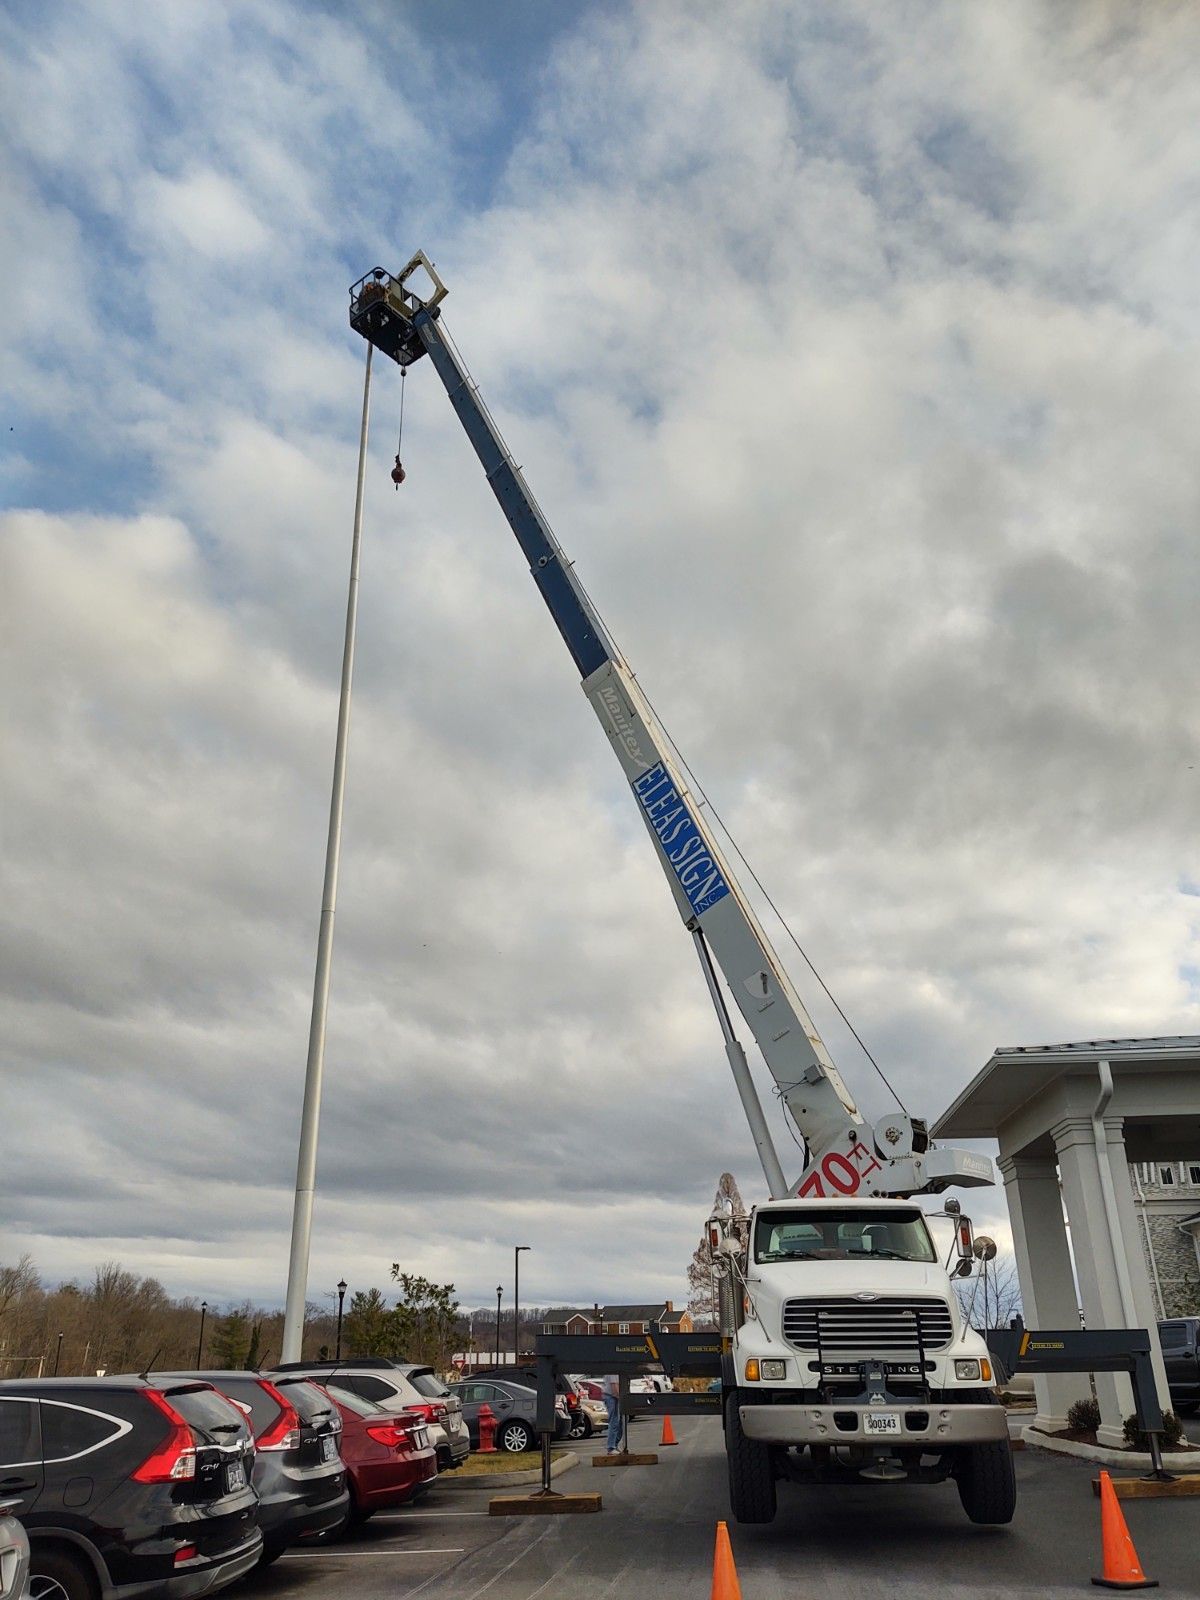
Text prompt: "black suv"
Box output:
[[151, 1373, 348, 1565], [0, 1375, 261, 1599], [1158, 1318, 1200, 1415]]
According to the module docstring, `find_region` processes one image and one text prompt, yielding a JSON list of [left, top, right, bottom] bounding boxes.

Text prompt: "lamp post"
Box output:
[[494, 1286, 503, 1366], [196, 1302, 208, 1367], [513, 1246, 530, 1361], [53, 1332, 63, 1377], [281, 340, 374, 1362], [336, 1279, 348, 1360]]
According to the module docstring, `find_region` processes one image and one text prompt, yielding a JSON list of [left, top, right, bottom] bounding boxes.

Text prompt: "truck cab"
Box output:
[[720, 1197, 1012, 1524]]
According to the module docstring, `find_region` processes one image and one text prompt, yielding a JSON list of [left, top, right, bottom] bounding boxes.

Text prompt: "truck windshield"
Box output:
[[754, 1208, 937, 1264]]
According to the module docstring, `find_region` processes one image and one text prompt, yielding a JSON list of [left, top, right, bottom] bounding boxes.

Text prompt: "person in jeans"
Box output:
[[601, 1374, 622, 1453]]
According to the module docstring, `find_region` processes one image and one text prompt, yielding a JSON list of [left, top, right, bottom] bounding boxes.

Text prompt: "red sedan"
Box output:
[[320, 1384, 438, 1521]]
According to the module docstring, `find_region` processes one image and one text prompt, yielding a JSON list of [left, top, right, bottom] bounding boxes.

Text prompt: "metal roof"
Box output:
[[932, 1035, 1200, 1141]]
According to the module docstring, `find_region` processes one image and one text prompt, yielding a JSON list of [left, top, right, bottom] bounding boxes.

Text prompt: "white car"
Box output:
[[0, 1503, 30, 1600], [270, 1361, 471, 1471]]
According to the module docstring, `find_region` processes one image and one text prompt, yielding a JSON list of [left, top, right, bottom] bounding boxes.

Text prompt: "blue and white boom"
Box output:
[[349, 255, 992, 1201]]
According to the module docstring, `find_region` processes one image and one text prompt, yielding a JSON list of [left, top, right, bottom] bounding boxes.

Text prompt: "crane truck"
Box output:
[[349, 255, 1016, 1525]]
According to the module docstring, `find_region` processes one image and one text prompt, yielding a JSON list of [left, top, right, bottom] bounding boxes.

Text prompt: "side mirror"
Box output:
[[972, 1235, 997, 1262], [954, 1259, 974, 1278], [954, 1215, 975, 1259]]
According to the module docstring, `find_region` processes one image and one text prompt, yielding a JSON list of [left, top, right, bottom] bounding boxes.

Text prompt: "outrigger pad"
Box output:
[[590, 1451, 659, 1467], [489, 1493, 602, 1516]]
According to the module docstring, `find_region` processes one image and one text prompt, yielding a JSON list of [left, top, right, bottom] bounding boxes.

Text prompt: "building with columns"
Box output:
[[933, 1036, 1200, 1449], [1130, 1158, 1200, 1318]]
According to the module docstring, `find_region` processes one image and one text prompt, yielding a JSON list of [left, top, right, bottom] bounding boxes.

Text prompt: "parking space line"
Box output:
[[281, 1548, 465, 1558]]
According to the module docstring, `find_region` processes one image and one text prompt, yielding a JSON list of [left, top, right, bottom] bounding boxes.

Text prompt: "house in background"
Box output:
[[541, 1302, 694, 1335]]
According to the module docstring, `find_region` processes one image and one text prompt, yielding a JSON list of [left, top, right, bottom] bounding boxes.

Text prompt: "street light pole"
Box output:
[[336, 1279, 348, 1360], [196, 1302, 208, 1367], [494, 1286, 502, 1366], [514, 1246, 530, 1361], [53, 1332, 63, 1377], [281, 341, 374, 1363]]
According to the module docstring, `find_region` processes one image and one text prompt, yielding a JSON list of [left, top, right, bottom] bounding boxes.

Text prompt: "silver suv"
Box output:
[[270, 1362, 470, 1471], [0, 1501, 30, 1600]]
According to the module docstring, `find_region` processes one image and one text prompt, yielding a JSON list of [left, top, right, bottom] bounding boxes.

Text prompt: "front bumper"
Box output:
[[739, 1401, 1009, 1447]]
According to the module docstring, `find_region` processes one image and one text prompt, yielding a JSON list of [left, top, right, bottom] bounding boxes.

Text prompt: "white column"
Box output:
[[1108, 1143, 1172, 1411], [1052, 1116, 1132, 1448], [998, 1153, 1090, 1432]]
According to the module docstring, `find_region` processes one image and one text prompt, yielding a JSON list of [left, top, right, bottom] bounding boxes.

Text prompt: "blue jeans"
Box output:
[[604, 1393, 622, 1452]]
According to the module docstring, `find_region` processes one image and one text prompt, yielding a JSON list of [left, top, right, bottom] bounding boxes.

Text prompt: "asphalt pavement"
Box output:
[[244, 1416, 1200, 1599]]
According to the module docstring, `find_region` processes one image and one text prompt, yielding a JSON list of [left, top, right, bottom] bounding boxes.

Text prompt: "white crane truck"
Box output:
[[349, 255, 1015, 1525]]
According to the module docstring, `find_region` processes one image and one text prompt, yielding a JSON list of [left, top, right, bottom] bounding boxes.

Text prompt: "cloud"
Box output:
[[3, 0, 1198, 1312]]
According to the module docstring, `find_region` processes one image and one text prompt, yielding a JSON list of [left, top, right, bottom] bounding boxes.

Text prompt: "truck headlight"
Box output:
[[761, 1360, 787, 1381], [954, 1359, 981, 1380]]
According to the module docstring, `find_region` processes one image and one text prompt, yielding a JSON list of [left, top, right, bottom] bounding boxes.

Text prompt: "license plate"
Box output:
[[864, 1412, 901, 1436], [226, 1459, 246, 1491], [321, 1435, 338, 1462]]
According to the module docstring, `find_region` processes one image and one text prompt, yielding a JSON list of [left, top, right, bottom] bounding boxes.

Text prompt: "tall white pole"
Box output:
[[281, 341, 374, 1362]]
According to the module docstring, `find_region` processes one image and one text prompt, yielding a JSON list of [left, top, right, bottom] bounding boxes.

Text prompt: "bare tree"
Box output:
[[955, 1254, 1023, 1333], [687, 1173, 747, 1327]]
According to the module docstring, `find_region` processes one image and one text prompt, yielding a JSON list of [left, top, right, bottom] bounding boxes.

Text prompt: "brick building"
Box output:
[[1130, 1158, 1200, 1317], [541, 1302, 693, 1335]]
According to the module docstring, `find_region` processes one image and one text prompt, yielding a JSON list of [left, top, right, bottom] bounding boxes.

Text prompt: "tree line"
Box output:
[[0, 1255, 613, 1378]]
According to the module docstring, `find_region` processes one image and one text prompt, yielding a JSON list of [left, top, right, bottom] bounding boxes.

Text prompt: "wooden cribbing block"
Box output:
[[591, 1451, 659, 1467], [489, 1492, 602, 1515], [1091, 1473, 1200, 1500]]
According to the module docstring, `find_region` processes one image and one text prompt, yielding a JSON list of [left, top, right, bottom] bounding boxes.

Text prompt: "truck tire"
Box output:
[[954, 1440, 1016, 1525], [725, 1390, 776, 1525]]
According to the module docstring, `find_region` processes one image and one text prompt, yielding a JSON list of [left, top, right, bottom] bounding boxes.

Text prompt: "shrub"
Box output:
[[1122, 1411, 1184, 1451], [1066, 1397, 1101, 1434]]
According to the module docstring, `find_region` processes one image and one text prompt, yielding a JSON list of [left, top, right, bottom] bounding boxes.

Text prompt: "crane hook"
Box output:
[[391, 455, 406, 488]]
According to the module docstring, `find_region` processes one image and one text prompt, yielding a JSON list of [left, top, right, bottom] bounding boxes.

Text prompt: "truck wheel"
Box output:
[[725, 1390, 776, 1525], [954, 1440, 1016, 1525]]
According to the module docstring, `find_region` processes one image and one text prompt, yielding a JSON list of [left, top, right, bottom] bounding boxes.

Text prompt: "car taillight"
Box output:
[[134, 1390, 197, 1482], [174, 1545, 198, 1565], [254, 1381, 302, 1451], [566, 1394, 579, 1409], [408, 1401, 447, 1424], [365, 1422, 407, 1448]]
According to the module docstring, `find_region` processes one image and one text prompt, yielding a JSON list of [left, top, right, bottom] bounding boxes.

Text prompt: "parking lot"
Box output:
[[246, 1416, 1199, 1599]]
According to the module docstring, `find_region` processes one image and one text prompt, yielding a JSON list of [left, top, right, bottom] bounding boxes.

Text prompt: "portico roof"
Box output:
[[933, 1036, 1200, 1143]]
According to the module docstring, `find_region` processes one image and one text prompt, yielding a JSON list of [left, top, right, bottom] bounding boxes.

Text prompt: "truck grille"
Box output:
[[782, 1296, 954, 1353]]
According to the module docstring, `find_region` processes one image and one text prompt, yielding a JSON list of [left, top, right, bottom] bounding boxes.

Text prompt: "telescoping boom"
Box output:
[[349, 256, 992, 1202]]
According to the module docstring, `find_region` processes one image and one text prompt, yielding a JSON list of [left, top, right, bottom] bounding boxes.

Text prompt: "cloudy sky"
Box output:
[[3, 0, 1198, 1319]]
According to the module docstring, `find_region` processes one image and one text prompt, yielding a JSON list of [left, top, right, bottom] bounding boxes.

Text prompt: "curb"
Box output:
[[437, 1452, 580, 1491], [1021, 1426, 1199, 1471]]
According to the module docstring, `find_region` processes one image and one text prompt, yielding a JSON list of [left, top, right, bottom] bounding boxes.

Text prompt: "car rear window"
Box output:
[[406, 1371, 448, 1399], [1159, 1323, 1188, 1347], [41, 1402, 124, 1461], [162, 1385, 246, 1442], [324, 1385, 384, 1418], [274, 1380, 335, 1423]]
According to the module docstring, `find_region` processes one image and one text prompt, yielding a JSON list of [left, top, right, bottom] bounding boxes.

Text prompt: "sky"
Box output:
[[3, 0, 1199, 1319]]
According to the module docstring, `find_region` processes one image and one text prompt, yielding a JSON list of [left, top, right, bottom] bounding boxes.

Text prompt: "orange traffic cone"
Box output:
[[660, 1413, 678, 1446], [711, 1520, 742, 1600], [1093, 1471, 1158, 1589]]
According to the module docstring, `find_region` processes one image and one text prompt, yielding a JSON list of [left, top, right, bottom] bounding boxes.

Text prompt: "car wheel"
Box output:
[[29, 1551, 98, 1600], [568, 1411, 592, 1440], [498, 1419, 534, 1453], [258, 1547, 287, 1568]]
